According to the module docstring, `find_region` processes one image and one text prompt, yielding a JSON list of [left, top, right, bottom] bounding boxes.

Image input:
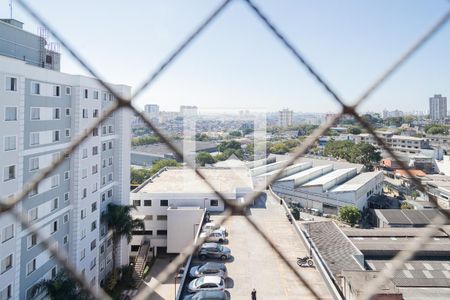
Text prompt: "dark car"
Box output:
[[198, 243, 231, 261], [189, 262, 228, 278], [183, 290, 228, 300]]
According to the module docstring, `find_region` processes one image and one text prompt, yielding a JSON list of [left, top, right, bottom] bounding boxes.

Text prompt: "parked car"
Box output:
[[183, 290, 228, 300], [189, 262, 228, 278], [203, 222, 227, 235], [200, 230, 226, 243], [198, 243, 231, 261], [188, 276, 225, 293]]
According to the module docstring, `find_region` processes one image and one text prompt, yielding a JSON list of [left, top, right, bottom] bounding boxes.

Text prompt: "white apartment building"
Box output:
[[278, 108, 293, 128], [429, 94, 447, 122], [0, 19, 130, 300], [130, 167, 253, 255], [354, 131, 429, 155]]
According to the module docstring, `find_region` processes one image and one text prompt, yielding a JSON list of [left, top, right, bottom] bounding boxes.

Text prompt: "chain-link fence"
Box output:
[[2, 0, 450, 299]]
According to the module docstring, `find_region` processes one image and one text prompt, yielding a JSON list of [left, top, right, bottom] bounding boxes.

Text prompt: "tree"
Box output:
[[217, 140, 241, 152], [229, 131, 242, 137], [196, 152, 216, 166], [31, 271, 92, 300], [101, 204, 145, 273], [150, 159, 180, 175], [425, 125, 448, 135], [269, 142, 289, 154], [401, 202, 414, 209], [410, 190, 420, 200], [131, 136, 160, 146], [347, 126, 362, 135], [324, 140, 381, 169], [339, 205, 361, 226], [130, 168, 153, 184]]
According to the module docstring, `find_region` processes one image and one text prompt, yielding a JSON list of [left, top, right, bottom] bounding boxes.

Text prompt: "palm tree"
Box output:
[[31, 271, 91, 300], [101, 203, 145, 272]]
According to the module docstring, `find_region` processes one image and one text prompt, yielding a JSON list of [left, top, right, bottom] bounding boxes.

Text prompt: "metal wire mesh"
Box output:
[[1, 0, 449, 299]]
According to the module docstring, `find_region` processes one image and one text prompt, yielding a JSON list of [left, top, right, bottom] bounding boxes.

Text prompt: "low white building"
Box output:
[[130, 167, 253, 254]]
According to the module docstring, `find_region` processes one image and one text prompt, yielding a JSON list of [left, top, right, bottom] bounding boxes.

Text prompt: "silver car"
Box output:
[[189, 262, 228, 278], [203, 222, 227, 235], [188, 276, 225, 293], [200, 230, 226, 243]]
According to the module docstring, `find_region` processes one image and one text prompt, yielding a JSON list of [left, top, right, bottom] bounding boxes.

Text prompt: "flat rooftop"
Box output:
[[256, 162, 312, 178], [302, 168, 356, 187], [134, 167, 253, 194], [277, 165, 332, 182], [132, 140, 217, 156], [343, 227, 449, 238], [331, 171, 382, 192], [375, 209, 450, 226]]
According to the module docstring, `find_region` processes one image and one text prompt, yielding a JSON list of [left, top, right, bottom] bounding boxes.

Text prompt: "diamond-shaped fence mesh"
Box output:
[[1, 0, 449, 299]]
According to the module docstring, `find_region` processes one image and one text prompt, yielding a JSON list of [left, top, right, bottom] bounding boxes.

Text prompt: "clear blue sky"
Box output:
[[3, 0, 450, 113]]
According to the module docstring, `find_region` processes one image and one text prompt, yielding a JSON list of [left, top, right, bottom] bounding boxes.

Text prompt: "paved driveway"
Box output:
[[220, 193, 333, 300]]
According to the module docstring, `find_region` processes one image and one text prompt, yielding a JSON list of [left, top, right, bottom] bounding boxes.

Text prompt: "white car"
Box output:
[[200, 230, 226, 243], [188, 276, 225, 293], [202, 222, 227, 235]]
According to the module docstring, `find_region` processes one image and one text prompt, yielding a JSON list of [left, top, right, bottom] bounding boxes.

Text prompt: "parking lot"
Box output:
[[183, 194, 333, 300]]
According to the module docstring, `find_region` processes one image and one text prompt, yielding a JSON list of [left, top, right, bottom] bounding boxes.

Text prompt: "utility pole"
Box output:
[[9, 0, 13, 19]]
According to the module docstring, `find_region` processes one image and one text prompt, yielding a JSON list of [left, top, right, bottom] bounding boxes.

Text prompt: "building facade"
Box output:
[[278, 109, 293, 128], [0, 20, 131, 300], [354, 131, 429, 155], [429, 94, 447, 122]]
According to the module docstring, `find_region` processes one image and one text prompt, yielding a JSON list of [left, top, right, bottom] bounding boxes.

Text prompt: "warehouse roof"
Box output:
[[374, 209, 450, 226], [133, 167, 253, 195], [277, 165, 332, 182], [331, 171, 382, 192], [343, 227, 448, 238], [302, 168, 356, 187], [256, 162, 312, 178]]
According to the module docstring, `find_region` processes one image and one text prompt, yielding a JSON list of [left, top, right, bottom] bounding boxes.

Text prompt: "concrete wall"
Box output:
[[167, 207, 203, 253]]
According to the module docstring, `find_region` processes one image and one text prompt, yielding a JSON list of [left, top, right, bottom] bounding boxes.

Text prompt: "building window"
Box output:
[[65, 86, 71, 95], [51, 220, 58, 234], [1, 225, 14, 243], [91, 202, 97, 212], [108, 125, 113, 134], [81, 209, 86, 220], [92, 182, 98, 193], [30, 107, 40, 120], [63, 213, 69, 223], [27, 233, 37, 249], [82, 148, 88, 159], [210, 199, 219, 207], [51, 266, 57, 279], [51, 198, 58, 211], [1, 254, 13, 274], [0, 285, 12, 300], [102, 126, 107, 135], [144, 200, 152, 206], [84, 89, 88, 99], [108, 157, 113, 166], [50, 175, 59, 188], [133, 200, 141, 207], [92, 146, 98, 155], [31, 82, 40, 95], [156, 230, 167, 236], [27, 259, 36, 275], [81, 229, 86, 240], [53, 85, 60, 97], [109, 141, 113, 149], [53, 108, 60, 119], [102, 143, 106, 151], [82, 109, 88, 118], [160, 200, 168, 207], [28, 207, 38, 221], [65, 129, 71, 137], [30, 132, 39, 146], [82, 188, 87, 199], [53, 130, 60, 142], [93, 109, 99, 118], [101, 193, 106, 202], [102, 92, 107, 101], [63, 235, 68, 245], [90, 239, 96, 251], [5, 76, 17, 91], [92, 127, 99, 137], [3, 165, 15, 181], [102, 159, 106, 168], [65, 108, 71, 116], [4, 107, 17, 121], [91, 221, 97, 232], [80, 249, 85, 260], [92, 164, 98, 174], [157, 215, 167, 221], [107, 189, 113, 198], [64, 192, 69, 202], [93, 91, 99, 99], [4, 136, 16, 151], [82, 168, 88, 179], [90, 258, 96, 270]]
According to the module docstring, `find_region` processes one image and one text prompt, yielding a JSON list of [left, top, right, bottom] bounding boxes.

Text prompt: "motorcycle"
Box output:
[[297, 256, 314, 267]]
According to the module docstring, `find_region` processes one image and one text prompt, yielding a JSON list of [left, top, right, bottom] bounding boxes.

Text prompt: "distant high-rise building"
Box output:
[[382, 109, 404, 119], [429, 94, 447, 121], [278, 109, 293, 128], [144, 104, 160, 123], [180, 105, 198, 117]]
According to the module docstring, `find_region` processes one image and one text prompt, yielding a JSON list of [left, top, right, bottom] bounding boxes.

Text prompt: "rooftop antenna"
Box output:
[[9, 0, 12, 19]]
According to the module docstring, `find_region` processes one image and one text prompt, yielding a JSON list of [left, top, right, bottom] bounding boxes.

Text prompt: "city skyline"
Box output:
[[2, 0, 450, 112]]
